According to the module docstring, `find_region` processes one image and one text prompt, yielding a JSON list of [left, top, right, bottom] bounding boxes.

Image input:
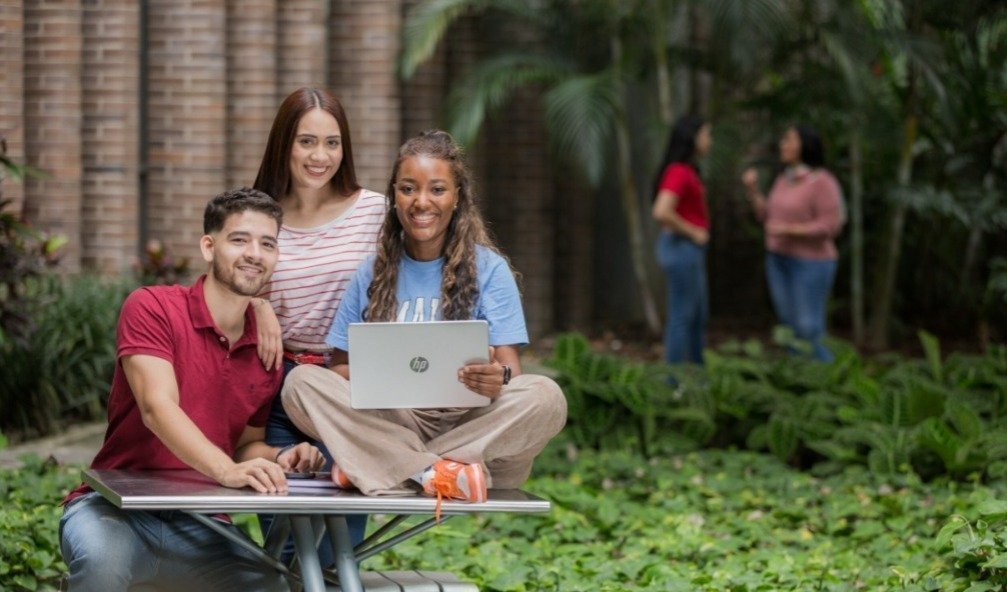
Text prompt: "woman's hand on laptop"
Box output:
[[275, 442, 326, 473], [458, 345, 521, 399]]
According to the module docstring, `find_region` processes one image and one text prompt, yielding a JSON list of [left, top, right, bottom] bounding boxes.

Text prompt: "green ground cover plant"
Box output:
[[4, 440, 1007, 591], [548, 332, 1007, 482], [370, 438, 1007, 591], [5, 337, 1007, 590]]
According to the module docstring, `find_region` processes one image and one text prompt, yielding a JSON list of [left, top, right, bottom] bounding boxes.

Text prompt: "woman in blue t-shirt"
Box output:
[[280, 130, 567, 513]]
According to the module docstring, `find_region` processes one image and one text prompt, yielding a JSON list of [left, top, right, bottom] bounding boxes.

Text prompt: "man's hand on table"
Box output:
[[219, 458, 291, 493], [218, 442, 323, 493]]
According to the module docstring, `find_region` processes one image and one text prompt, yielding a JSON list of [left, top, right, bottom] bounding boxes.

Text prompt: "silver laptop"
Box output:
[[348, 320, 491, 409]]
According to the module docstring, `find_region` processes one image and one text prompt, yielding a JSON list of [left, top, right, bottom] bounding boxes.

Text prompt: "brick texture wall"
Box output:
[[0, 1, 24, 214], [145, 0, 227, 267], [226, 0, 276, 189], [82, 0, 140, 273], [329, 0, 401, 192], [24, 0, 84, 272], [278, 0, 328, 91], [6, 0, 575, 335]]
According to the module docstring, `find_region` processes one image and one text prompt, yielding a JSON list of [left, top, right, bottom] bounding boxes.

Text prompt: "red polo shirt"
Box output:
[[64, 275, 281, 504], [658, 162, 709, 229]]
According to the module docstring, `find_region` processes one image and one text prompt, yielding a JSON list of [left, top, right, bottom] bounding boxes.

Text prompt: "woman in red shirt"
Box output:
[[652, 115, 712, 365], [742, 124, 845, 361]]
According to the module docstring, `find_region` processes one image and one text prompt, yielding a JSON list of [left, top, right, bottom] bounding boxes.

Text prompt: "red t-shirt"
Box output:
[[658, 162, 709, 229], [63, 275, 281, 504]]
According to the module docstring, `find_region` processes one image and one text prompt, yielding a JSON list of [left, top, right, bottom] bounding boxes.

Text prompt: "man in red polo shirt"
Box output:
[[59, 188, 323, 592]]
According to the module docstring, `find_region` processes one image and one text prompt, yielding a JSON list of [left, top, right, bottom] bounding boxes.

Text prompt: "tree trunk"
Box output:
[[868, 114, 917, 349], [961, 224, 983, 286], [960, 172, 992, 285], [612, 35, 661, 334], [652, 0, 673, 125], [849, 127, 865, 345]]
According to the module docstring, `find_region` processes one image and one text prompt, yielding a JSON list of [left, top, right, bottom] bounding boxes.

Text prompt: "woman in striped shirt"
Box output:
[[251, 86, 386, 550]]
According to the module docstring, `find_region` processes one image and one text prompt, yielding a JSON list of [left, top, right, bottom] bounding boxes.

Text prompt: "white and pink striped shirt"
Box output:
[[263, 189, 387, 351]]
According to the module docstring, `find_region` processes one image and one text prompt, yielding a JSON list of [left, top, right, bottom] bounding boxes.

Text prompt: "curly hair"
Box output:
[[364, 130, 515, 322]]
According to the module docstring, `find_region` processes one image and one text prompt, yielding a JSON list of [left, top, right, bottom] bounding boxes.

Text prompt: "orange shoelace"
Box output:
[[428, 470, 464, 522]]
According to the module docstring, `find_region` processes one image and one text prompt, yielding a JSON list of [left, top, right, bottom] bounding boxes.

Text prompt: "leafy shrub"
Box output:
[[0, 275, 132, 441], [134, 238, 190, 286], [371, 436, 994, 591], [928, 499, 1007, 591], [0, 455, 80, 592], [546, 331, 1007, 481]]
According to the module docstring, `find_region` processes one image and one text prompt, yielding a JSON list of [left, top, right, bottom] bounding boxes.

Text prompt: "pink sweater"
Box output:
[[764, 168, 844, 260]]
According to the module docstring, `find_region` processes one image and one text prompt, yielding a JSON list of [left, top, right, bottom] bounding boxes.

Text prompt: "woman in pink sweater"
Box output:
[[742, 125, 845, 361]]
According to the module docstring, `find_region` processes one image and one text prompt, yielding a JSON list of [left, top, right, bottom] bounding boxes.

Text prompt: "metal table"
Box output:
[[83, 469, 550, 592]]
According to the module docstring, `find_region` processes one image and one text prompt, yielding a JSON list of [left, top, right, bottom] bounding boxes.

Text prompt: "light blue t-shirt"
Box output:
[[326, 245, 529, 351]]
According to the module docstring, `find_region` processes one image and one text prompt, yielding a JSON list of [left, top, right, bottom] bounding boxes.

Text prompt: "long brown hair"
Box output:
[[364, 130, 513, 322], [252, 87, 360, 201]]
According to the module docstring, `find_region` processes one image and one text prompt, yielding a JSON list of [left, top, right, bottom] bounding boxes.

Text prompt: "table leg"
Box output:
[[290, 515, 325, 592], [324, 515, 363, 592]]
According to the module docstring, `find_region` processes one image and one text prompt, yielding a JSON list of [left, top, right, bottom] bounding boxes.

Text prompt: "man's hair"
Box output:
[[203, 187, 284, 234]]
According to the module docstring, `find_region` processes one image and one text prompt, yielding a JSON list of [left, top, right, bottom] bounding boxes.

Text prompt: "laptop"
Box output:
[[348, 320, 491, 409]]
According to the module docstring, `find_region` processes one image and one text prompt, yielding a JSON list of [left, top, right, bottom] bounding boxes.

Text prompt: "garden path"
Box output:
[[0, 422, 105, 469]]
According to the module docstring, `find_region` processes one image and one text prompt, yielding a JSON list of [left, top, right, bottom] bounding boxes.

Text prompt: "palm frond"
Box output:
[[400, 0, 481, 80], [400, 0, 543, 80], [444, 53, 571, 147], [543, 71, 621, 187]]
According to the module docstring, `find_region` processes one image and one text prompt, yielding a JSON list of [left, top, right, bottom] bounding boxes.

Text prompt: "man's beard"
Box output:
[[211, 257, 268, 297]]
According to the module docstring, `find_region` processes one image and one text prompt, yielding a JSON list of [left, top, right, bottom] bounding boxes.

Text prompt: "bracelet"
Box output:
[[501, 364, 512, 386], [274, 443, 296, 463]]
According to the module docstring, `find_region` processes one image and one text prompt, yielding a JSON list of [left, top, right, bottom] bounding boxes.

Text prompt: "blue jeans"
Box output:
[[60, 492, 288, 592], [765, 252, 838, 362], [656, 232, 708, 365], [260, 360, 368, 566]]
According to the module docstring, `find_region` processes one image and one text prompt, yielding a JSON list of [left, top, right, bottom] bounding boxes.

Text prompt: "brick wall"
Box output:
[[399, 0, 447, 141], [0, 0, 24, 214], [81, 0, 140, 273], [329, 0, 401, 192], [24, 0, 84, 272], [277, 0, 328, 91], [6, 1, 575, 334], [226, 0, 276, 188], [145, 0, 227, 268]]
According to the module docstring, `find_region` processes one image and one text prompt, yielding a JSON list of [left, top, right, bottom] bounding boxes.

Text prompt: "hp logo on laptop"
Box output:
[[409, 357, 430, 373]]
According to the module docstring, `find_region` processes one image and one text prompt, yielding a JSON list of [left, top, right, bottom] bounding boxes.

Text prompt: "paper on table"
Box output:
[[286, 478, 340, 490]]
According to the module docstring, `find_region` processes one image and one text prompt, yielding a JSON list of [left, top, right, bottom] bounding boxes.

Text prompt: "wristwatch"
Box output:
[[501, 364, 512, 386]]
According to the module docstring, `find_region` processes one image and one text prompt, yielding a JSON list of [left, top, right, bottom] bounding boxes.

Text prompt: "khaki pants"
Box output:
[[281, 365, 567, 495]]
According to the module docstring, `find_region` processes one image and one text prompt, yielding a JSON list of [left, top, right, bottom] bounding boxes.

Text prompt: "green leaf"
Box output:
[[543, 71, 620, 187], [977, 499, 1007, 519], [982, 554, 1007, 569], [919, 330, 943, 382]]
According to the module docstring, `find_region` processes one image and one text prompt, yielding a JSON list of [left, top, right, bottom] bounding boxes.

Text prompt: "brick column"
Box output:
[[553, 170, 592, 331], [226, 0, 277, 188], [145, 0, 227, 267], [482, 88, 554, 338], [0, 1, 24, 214], [399, 0, 447, 139], [329, 0, 401, 191], [81, 1, 140, 273], [466, 16, 554, 338], [23, 0, 84, 272], [277, 0, 328, 93]]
